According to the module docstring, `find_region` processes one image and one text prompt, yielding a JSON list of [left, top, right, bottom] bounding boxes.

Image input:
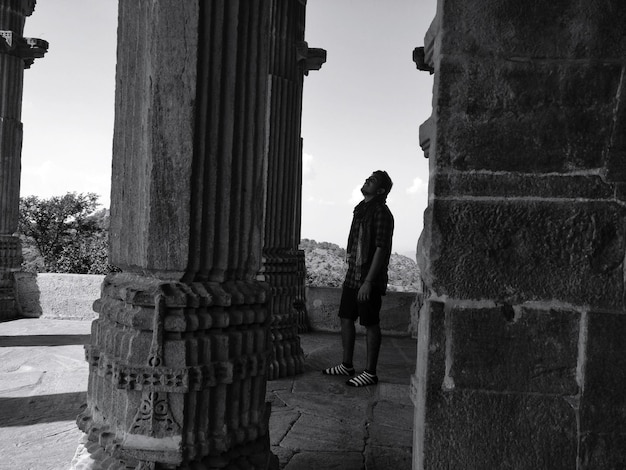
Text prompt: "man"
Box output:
[[322, 170, 394, 387]]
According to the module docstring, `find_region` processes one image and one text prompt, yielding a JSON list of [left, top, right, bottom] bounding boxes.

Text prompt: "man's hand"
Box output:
[[358, 281, 372, 302]]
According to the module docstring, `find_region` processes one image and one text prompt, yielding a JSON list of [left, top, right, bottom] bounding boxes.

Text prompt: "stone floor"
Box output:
[[0, 318, 417, 470]]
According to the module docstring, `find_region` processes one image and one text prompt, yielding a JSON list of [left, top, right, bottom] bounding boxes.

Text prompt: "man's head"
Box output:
[[361, 170, 393, 200]]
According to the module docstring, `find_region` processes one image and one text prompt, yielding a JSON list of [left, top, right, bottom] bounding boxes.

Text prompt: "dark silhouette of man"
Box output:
[[322, 170, 394, 387]]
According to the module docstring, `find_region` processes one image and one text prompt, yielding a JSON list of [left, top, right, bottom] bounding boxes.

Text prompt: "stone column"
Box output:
[[0, 0, 47, 321], [262, 0, 325, 380], [75, 1, 277, 468], [413, 2, 626, 469]]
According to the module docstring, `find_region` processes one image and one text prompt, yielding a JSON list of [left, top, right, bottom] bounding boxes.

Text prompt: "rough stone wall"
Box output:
[[414, 1, 626, 469]]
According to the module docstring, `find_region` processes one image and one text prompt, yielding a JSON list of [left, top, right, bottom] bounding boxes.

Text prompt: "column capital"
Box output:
[[296, 41, 326, 76], [0, 30, 48, 67], [0, 0, 37, 18]]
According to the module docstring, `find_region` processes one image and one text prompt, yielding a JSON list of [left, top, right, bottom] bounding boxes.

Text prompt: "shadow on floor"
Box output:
[[0, 334, 91, 347], [0, 392, 87, 426]]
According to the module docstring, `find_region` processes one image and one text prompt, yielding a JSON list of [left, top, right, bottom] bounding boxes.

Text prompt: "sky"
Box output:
[[21, 0, 436, 258]]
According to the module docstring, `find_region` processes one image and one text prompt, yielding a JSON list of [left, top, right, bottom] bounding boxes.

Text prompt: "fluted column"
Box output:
[[75, 1, 276, 469], [262, 0, 326, 380], [0, 0, 47, 320]]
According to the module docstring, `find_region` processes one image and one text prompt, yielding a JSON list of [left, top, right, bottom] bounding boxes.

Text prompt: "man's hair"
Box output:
[[373, 170, 393, 195]]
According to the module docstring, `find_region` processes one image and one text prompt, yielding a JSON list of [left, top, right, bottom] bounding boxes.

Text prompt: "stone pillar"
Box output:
[[75, 1, 277, 468], [262, 0, 325, 380], [413, 2, 626, 469], [0, 0, 47, 321]]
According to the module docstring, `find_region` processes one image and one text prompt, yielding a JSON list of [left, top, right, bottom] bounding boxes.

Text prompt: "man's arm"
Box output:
[[357, 246, 388, 302]]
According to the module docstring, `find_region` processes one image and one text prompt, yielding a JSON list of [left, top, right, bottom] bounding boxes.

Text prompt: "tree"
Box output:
[[19, 192, 111, 274]]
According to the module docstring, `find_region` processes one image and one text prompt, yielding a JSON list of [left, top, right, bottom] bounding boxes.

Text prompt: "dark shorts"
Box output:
[[338, 286, 382, 327]]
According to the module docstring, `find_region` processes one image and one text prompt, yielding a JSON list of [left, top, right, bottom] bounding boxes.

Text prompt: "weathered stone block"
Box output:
[[109, 0, 199, 277], [439, 0, 626, 59], [579, 433, 626, 470], [581, 312, 626, 434], [416, 300, 446, 393], [434, 60, 621, 173], [434, 173, 614, 200], [422, 390, 577, 470], [447, 306, 580, 394], [365, 446, 412, 470], [421, 199, 625, 308]]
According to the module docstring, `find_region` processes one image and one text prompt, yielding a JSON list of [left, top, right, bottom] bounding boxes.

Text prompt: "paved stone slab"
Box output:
[[373, 400, 414, 432], [292, 371, 375, 397], [0, 319, 91, 470], [279, 412, 365, 452], [365, 445, 412, 470], [0, 321, 417, 470], [1, 422, 84, 470], [376, 382, 413, 406], [284, 451, 363, 470], [275, 391, 369, 425], [270, 444, 295, 469], [269, 409, 300, 445]]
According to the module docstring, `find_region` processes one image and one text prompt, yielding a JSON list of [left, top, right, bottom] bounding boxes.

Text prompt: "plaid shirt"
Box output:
[[343, 197, 394, 293]]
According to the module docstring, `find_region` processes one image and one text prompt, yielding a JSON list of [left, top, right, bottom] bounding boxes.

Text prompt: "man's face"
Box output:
[[361, 173, 384, 197]]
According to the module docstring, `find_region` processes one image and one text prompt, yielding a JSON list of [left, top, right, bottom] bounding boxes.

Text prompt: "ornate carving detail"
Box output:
[[296, 41, 327, 75], [413, 46, 434, 74], [86, 347, 267, 391], [135, 461, 155, 470], [0, 30, 48, 68], [0, 31, 13, 48], [128, 290, 180, 444], [130, 391, 180, 438], [0, 236, 21, 270], [0, 271, 19, 321]]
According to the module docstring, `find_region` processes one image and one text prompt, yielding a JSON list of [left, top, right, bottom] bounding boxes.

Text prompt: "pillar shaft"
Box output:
[[263, 0, 306, 380], [0, 0, 46, 321], [262, 0, 326, 380], [414, 2, 626, 468], [78, 1, 276, 468]]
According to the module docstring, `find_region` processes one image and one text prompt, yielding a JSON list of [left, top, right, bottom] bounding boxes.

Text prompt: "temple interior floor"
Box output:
[[0, 318, 416, 470]]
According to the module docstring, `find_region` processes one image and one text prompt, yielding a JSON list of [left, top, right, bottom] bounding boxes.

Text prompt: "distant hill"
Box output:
[[300, 239, 421, 293]]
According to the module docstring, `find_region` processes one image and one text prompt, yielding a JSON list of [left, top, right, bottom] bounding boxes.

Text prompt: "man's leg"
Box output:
[[322, 289, 357, 376], [346, 292, 382, 387], [341, 317, 356, 366], [365, 324, 381, 374]]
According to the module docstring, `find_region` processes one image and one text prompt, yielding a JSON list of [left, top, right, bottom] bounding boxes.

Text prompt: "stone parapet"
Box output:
[[306, 286, 418, 337]]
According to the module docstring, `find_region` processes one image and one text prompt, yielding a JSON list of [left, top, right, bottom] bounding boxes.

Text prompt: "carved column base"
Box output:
[[74, 273, 276, 469], [71, 430, 278, 470], [294, 250, 309, 333], [0, 235, 22, 269], [262, 251, 306, 380], [0, 271, 19, 321]]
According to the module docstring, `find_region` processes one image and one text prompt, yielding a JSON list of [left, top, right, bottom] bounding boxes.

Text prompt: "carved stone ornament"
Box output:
[[129, 292, 181, 439], [0, 30, 48, 67], [296, 41, 327, 75]]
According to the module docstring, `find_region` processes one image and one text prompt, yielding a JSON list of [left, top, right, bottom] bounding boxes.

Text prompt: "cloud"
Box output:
[[406, 176, 427, 195], [303, 152, 314, 178], [349, 185, 362, 205], [305, 196, 336, 206]]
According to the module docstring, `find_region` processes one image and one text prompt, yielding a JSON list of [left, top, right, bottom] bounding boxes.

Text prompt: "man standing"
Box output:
[[322, 170, 394, 387]]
